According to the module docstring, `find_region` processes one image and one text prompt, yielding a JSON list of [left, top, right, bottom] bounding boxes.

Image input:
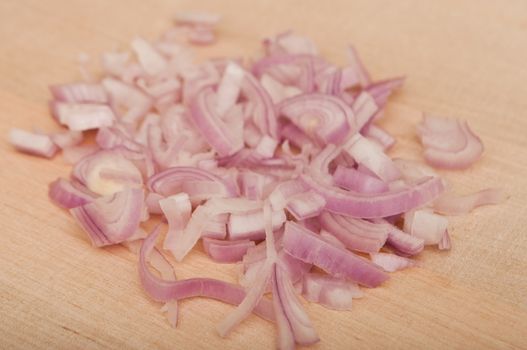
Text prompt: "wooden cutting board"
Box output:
[[1, 0, 526, 349]]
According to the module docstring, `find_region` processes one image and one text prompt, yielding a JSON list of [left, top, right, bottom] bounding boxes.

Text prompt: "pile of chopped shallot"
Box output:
[[8, 12, 506, 349]]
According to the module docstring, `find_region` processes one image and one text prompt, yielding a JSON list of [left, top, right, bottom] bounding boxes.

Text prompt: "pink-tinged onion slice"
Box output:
[[271, 265, 295, 350], [159, 193, 192, 253], [201, 213, 229, 239], [433, 188, 506, 215], [73, 150, 143, 196], [216, 202, 278, 337], [147, 166, 237, 197], [190, 86, 244, 156], [333, 165, 389, 194], [70, 188, 144, 247], [145, 192, 164, 214], [351, 92, 378, 130], [302, 172, 444, 219], [385, 224, 424, 256], [272, 264, 319, 347], [241, 72, 279, 138], [370, 252, 416, 272], [264, 32, 319, 56], [169, 204, 214, 261], [302, 272, 363, 311], [50, 102, 115, 131], [283, 221, 389, 287], [8, 128, 58, 158], [49, 178, 95, 209], [319, 230, 346, 249], [49, 83, 108, 104], [139, 226, 274, 321], [252, 54, 317, 94], [344, 134, 400, 182], [417, 115, 484, 169], [302, 145, 445, 218], [238, 171, 269, 200], [216, 62, 245, 116], [393, 158, 439, 182], [203, 238, 255, 263], [255, 135, 279, 158], [149, 244, 179, 327], [171, 198, 262, 261], [131, 37, 168, 76], [277, 93, 353, 145], [319, 212, 387, 253], [228, 209, 286, 241], [404, 210, 448, 245], [362, 124, 396, 150], [268, 180, 309, 211], [286, 191, 326, 220], [126, 238, 179, 327], [102, 77, 152, 125]]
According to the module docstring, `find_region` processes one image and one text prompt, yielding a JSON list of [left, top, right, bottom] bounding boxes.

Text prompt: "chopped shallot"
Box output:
[[8, 14, 505, 350]]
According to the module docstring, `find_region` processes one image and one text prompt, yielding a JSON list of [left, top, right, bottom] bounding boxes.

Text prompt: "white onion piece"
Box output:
[[265, 32, 319, 56], [404, 210, 448, 245], [370, 252, 416, 272], [286, 191, 326, 220], [216, 62, 244, 116], [344, 133, 400, 182], [302, 272, 363, 310], [159, 193, 192, 253], [51, 102, 115, 131], [228, 209, 286, 241], [102, 77, 152, 125], [352, 92, 378, 129], [131, 37, 168, 76], [255, 135, 279, 158], [49, 83, 108, 104], [9, 128, 58, 158]]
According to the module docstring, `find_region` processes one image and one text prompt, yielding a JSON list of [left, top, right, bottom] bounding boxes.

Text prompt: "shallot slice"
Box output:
[[370, 252, 416, 272], [9, 128, 58, 158], [417, 115, 484, 169], [433, 188, 506, 215]]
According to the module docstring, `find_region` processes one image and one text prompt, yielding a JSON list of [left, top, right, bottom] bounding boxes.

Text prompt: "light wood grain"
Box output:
[[1, 0, 526, 349]]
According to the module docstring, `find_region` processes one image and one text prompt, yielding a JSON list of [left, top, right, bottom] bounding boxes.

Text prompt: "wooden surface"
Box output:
[[1, 0, 526, 349]]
